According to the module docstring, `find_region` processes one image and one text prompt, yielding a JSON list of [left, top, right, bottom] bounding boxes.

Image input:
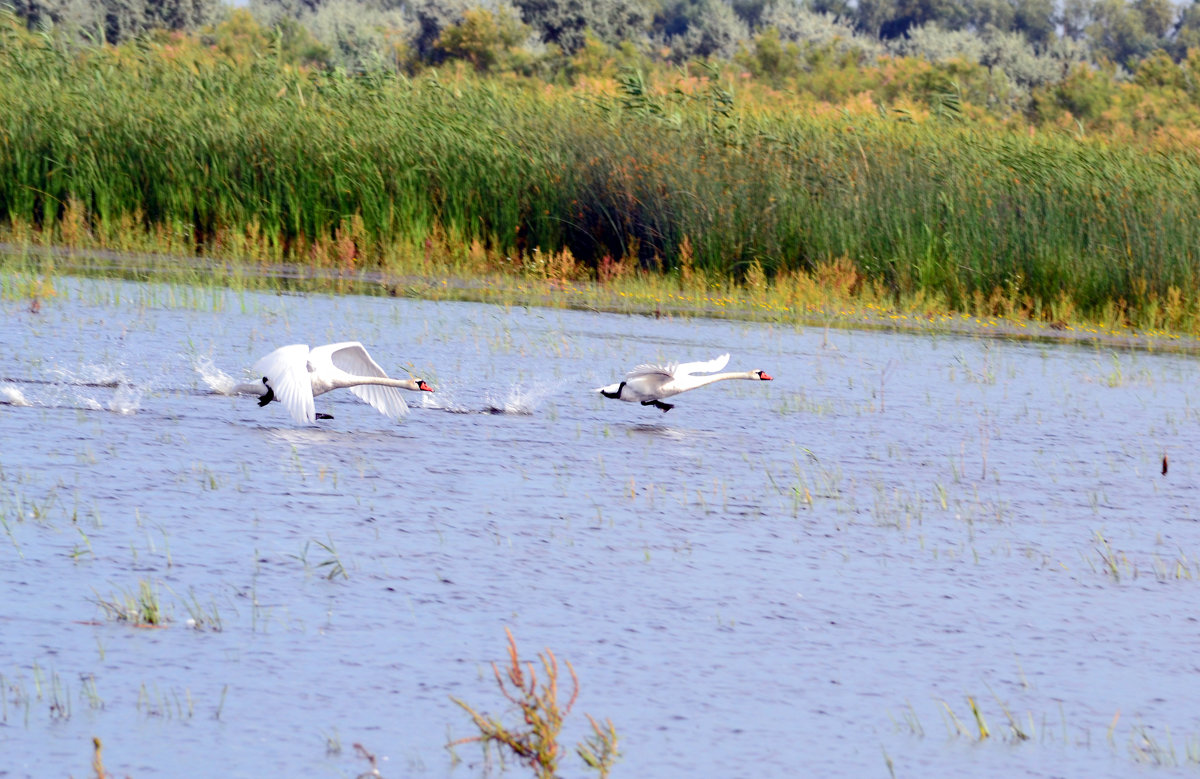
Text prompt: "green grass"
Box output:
[[92, 579, 167, 626], [3, 12, 1200, 333]]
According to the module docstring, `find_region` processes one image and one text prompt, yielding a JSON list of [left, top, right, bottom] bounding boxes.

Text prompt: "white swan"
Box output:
[[596, 353, 772, 412], [242, 342, 432, 424]]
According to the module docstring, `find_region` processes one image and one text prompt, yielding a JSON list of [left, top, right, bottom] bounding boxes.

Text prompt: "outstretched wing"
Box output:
[[325, 342, 409, 420], [253, 344, 315, 424], [672, 353, 730, 378], [625, 362, 674, 381]]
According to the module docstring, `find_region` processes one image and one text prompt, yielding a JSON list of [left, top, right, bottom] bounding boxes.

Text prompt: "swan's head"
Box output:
[[415, 379, 434, 392], [756, 370, 773, 381]]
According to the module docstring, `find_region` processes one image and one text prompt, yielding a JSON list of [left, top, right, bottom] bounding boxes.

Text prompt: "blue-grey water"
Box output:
[[2, 276, 1200, 778]]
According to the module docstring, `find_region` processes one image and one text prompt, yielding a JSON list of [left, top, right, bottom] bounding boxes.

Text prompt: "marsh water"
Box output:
[[3, 276, 1200, 778]]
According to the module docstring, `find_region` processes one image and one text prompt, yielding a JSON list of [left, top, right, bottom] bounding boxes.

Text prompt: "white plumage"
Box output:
[[596, 353, 772, 412], [250, 342, 432, 424]]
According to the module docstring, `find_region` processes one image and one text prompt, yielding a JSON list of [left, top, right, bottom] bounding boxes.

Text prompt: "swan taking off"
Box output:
[[596, 353, 772, 412], [246, 342, 432, 424]]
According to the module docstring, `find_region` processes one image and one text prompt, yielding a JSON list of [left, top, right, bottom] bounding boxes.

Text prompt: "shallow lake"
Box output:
[[3, 276, 1200, 777]]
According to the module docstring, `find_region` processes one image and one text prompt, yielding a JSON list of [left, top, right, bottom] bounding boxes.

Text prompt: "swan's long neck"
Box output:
[[333, 376, 424, 391], [676, 371, 762, 391]]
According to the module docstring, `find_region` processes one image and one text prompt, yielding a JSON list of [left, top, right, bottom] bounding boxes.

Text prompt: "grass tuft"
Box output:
[[92, 579, 167, 626]]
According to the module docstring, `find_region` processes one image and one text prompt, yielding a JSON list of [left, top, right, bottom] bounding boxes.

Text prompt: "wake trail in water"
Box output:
[[45, 363, 146, 414], [52, 363, 129, 389], [484, 380, 562, 415], [411, 379, 562, 415], [0, 362, 158, 414], [0, 385, 31, 406]]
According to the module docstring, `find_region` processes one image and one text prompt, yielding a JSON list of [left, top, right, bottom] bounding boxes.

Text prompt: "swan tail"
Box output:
[[597, 382, 625, 399]]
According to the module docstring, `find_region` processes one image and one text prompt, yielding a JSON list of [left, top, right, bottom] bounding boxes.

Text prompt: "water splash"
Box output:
[[417, 386, 473, 414], [108, 383, 142, 415], [53, 363, 128, 388], [194, 356, 237, 394], [484, 382, 558, 415], [0, 385, 31, 406]]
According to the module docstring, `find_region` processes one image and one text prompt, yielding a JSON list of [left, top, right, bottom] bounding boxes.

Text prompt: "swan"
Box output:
[[241, 342, 432, 424], [596, 353, 772, 412]]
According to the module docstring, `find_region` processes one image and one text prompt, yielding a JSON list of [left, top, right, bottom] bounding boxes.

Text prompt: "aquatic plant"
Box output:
[[450, 628, 619, 778], [92, 736, 109, 779], [92, 579, 167, 626], [577, 715, 621, 778], [137, 682, 195, 719], [180, 588, 224, 631], [939, 696, 993, 741], [315, 536, 349, 581], [1090, 531, 1136, 582], [353, 743, 382, 777]]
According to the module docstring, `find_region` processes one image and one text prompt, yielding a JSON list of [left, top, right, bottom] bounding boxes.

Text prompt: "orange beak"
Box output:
[[760, 372, 773, 381]]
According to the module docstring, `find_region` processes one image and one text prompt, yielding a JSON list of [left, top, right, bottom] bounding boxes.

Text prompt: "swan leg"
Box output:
[[315, 412, 334, 420], [641, 399, 674, 413]]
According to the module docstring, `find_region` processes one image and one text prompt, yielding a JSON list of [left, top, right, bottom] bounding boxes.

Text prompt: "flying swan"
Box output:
[[596, 353, 772, 412], [240, 342, 432, 424]]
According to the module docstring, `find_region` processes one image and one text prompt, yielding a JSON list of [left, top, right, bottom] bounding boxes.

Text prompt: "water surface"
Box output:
[[2, 277, 1200, 777]]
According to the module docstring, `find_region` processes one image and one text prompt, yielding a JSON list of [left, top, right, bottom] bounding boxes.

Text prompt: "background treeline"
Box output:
[[11, 0, 1200, 111], [4, 3, 1200, 329]]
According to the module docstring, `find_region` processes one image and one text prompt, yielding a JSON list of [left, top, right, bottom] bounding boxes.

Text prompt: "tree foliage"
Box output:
[[8, 0, 1200, 126], [11, 0, 220, 42]]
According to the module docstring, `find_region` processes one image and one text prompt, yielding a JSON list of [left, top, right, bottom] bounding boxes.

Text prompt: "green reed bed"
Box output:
[[3, 19, 1200, 329]]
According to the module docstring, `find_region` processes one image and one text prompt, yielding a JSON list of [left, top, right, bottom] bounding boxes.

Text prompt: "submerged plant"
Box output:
[[450, 628, 619, 778]]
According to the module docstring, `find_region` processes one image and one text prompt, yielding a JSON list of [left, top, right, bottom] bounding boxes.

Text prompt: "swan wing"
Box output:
[[350, 383, 410, 420], [672, 353, 730, 378], [320, 342, 389, 379], [324, 342, 409, 420], [253, 344, 316, 424], [625, 362, 674, 380]]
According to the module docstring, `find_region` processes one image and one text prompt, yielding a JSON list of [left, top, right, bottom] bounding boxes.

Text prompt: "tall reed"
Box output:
[[3, 12, 1199, 326]]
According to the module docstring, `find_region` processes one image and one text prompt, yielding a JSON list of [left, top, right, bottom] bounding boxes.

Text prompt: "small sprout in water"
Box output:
[[314, 536, 348, 580]]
